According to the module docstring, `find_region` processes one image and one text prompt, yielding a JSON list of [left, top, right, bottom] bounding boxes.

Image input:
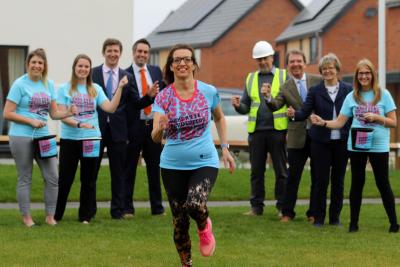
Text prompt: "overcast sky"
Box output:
[[133, 0, 313, 40]]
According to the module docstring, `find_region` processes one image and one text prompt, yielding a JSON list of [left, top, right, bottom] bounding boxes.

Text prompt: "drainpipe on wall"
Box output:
[[378, 0, 386, 89], [316, 31, 322, 62]]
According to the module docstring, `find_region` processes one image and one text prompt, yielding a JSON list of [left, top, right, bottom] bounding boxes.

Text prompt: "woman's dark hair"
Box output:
[[163, 43, 199, 85]]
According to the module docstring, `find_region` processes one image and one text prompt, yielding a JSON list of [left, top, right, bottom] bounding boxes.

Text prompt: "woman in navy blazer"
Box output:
[[288, 53, 352, 226]]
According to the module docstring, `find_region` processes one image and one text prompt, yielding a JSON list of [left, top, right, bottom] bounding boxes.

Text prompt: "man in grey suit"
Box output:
[[262, 50, 321, 222]]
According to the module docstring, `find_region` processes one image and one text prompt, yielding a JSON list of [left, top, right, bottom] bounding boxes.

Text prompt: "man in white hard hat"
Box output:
[[231, 40, 288, 216]]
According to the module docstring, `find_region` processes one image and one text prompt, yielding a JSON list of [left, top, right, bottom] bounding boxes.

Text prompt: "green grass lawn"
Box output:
[[0, 205, 399, 267], [0, 164, 399, 202]]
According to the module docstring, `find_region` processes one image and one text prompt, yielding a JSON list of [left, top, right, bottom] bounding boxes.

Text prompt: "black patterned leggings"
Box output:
[[161, 167, 218, 266]]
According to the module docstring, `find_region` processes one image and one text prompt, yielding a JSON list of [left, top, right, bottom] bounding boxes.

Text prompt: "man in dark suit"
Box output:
[[92, 38, 135, 219], [262, 50, 321, 223], [124, 38, 165, 216]]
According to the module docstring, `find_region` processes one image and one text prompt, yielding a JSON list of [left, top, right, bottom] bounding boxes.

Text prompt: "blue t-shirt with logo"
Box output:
[[57, 83, 107, 140], [340, 89, 396, 152], [153, 80, 220, 170], [7, 74, 56, 138]]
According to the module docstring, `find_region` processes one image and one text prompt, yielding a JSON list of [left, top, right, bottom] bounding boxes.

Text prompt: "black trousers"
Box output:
[[311, 139, 348, 224], [248, 130, 287, 213], [349, 151, 398, 226], [95, 124, 128, 219], [55, 139, 98, 222], [282, 134, 316, 219], [161, 167, 218, 266], [125, 120, 164, 215]]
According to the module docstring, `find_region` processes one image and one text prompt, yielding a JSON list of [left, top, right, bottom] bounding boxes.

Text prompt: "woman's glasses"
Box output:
[[358, 71, 372, 77], [172, 57, 193, 65]]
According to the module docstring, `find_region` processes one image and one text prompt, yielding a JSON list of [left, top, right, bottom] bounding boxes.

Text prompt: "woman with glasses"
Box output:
[[151, 44, 235, 267], [3, 48, 76, 227], [287, 53, 352, 227], [311, 59, 399, 233]]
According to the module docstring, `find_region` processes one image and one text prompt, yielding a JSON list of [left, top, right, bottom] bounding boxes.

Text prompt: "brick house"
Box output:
[[276, 0, 400, 164], [147, 0, 400, 165], [147, 0, 304, 89]]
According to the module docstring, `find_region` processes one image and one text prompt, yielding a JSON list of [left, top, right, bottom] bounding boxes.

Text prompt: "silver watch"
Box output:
[[221, 143, 230, 149]]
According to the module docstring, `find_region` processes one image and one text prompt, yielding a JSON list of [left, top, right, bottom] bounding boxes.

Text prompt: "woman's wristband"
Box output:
[[77, 122, 81, 128], [323, 121, 327, 128]]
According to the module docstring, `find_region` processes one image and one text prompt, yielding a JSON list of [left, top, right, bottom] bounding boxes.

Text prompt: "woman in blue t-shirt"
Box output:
[[311, 59, 399, 233], [54, 54, 128, 224], [3, 48, 76, 227], [151, 44, 235, 267]]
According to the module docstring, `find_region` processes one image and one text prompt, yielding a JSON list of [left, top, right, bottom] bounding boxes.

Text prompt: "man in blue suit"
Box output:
[[92, 38, 135, 219], [124, 38, 165, 216]]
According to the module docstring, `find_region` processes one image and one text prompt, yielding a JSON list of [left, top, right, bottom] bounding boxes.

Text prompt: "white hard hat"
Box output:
[[252, 41, 275, 59]]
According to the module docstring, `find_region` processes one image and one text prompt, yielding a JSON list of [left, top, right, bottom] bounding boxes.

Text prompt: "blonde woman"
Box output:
[[55, 54, 127, 224], [3, 48, 76, 227], [311, 59, 399, 233]]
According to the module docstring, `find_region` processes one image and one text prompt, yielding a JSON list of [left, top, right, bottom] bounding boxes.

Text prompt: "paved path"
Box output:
[[0, 198, 396, 210]]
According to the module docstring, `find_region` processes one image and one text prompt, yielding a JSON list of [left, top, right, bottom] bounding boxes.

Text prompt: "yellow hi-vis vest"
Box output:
[[246, 68, 288, 133]]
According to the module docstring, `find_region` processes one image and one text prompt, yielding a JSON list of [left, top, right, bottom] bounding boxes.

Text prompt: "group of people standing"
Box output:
[[4, 38, 167, 226], [232, 40, 399, 235], [3, 37, 399, 267], [3, 40, 235, 267]]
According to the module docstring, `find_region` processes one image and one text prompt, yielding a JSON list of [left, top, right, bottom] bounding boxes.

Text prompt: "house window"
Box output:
[[273, 51, 280, 68], [309, 36, 318, 64], [149, 51, 159, 66], [194, 49, 201, 67], [0, 45, 27, 134]]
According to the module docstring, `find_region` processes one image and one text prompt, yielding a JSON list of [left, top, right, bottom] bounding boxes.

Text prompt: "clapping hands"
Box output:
[[287, 106, 295, 119], [147, 81, 160, 98], [260, 83, 271, 99]]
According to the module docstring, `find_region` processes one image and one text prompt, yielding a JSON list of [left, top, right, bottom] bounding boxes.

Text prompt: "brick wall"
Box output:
[[196, 0, 300, 89], [387, 5, 400, 71], [313, 1, 400, 143], [305, 1, 399, 76]]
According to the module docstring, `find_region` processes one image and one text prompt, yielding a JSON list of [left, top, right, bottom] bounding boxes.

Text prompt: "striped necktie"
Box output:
[[106, 70, 113, 100]]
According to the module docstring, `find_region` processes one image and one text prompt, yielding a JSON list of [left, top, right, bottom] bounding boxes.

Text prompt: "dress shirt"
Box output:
[[132, 63, 154, 120], [102, 65, 119, 95], [293, 73, 311, 129], [293, 73, 307, 100], [326, 84, 341, 140]]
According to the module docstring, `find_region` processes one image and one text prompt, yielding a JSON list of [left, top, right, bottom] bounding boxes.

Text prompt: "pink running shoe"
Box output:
[[198, 217, 216, 257]]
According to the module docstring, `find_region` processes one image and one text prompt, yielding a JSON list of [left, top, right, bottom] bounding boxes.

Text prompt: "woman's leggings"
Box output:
[[161, 167, 218, 266], [349, 151, 398, 226], [9, 136, 58, 215]]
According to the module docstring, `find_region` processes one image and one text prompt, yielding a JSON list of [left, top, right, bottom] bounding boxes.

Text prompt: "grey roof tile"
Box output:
[[156, 0, 225, 33], [147, 0, 261, 50], [276, 0, 355, 42]]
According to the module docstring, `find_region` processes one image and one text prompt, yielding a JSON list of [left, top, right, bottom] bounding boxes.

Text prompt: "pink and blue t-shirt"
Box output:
[[153, 80, 220, 170], [57, 83, 107, 140], [7, 74, 56, 138], [340, 89, 396, 152]]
